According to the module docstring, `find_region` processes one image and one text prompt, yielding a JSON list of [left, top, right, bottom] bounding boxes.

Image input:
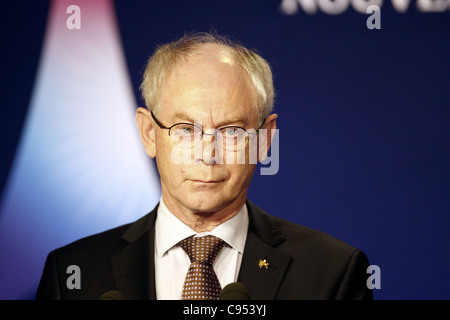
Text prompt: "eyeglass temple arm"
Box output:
[[150, 110, 169, 129], [249, 118, 266, 135]]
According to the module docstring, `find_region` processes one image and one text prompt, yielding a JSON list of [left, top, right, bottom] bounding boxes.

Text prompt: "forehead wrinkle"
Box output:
[[173, 111, 195, 123]]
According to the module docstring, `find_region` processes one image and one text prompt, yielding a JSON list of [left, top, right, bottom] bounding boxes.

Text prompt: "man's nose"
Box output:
[[203, 129, 217, 141], [200, 130, 221, 164]]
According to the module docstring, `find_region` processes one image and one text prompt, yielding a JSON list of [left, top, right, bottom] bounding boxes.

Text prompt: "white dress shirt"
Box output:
[[154, 197, 249, 300]]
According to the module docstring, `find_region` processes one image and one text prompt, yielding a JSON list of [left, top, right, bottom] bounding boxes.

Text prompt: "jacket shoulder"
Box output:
[[247, 200, 359, 255], [54, 207, 158, 256], [54, 223, 131, 258], [272, 214, 359, 255], [36, 209, 157, 300], [246, 200, 372, 299]]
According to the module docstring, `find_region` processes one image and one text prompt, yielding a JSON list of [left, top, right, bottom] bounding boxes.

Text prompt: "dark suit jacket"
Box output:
[[36, 200, 373, 300]]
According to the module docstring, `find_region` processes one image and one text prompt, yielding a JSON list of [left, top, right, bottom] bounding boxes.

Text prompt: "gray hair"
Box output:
[[139, 32, 275, 122]]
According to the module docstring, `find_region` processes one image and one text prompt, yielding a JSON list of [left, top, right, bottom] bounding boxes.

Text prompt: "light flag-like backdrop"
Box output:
[[0, 0, 160, 299]]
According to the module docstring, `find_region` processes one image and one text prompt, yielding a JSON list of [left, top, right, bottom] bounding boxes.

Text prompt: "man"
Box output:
[[36, 32, 372, 300]]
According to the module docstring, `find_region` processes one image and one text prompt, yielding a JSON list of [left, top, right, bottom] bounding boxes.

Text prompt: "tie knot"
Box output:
[[178, 235, 224, 264]]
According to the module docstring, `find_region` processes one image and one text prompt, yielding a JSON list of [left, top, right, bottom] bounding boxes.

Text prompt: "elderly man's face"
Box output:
[[138, 44, 272, 215]]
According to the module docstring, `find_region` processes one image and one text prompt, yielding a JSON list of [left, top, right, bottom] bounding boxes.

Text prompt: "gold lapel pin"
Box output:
[[259, 259, 269, 269]]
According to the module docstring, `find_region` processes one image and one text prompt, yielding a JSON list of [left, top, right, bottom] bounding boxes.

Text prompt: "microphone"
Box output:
[[98, 290, 127, 300], [219, 282, 251, 300]]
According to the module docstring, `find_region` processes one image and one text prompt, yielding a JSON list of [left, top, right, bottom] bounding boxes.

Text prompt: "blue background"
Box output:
[[1, 0, 449, 299]]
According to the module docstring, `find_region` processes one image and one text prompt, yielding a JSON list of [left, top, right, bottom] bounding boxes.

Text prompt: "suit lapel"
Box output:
[[108, 201, 290, 300], [238, 201, 292, 300], [111, 206, 158, 300]]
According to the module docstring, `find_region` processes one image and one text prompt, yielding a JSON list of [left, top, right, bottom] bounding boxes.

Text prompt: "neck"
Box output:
[[161, 195, 246, 233]]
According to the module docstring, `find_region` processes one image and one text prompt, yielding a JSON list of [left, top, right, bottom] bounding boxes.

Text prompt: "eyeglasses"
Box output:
[[150, 111, 266, 152]]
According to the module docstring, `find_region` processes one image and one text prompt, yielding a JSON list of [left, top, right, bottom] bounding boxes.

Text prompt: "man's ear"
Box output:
[[258, 113, 278, 163], [136, 107, 156, 158]]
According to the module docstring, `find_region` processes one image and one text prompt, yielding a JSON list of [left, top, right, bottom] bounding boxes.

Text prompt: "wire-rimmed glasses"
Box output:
[[151, 111, 266, 152]]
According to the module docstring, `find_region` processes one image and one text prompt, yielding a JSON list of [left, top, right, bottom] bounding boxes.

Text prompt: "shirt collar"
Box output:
[[155, 197, 248, 258]]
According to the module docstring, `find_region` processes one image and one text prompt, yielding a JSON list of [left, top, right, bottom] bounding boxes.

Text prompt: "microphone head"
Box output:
[[219, 282, 251, 300], [98, 290, 127, 300]]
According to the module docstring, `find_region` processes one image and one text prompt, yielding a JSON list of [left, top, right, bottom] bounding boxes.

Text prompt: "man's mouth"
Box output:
[[191, 180, 222, 183]]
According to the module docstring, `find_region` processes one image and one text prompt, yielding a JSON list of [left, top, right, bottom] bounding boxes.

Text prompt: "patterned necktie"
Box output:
[[178, 235, 225, 300]]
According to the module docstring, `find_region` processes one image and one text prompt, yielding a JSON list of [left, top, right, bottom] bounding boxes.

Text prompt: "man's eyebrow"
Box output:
[[173, 112, 194, 123], [216, 118, 247, 127], [173, 112, 247, 127]]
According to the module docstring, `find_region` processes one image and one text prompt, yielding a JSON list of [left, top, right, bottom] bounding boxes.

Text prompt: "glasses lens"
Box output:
[[169, 125, 250, 151], [170, 124, 201, 149], [219, 127, 248, 151]]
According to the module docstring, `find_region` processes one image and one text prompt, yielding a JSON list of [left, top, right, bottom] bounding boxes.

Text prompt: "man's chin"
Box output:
[[179, 192, 233, 214], [184, 199, 225, 214]]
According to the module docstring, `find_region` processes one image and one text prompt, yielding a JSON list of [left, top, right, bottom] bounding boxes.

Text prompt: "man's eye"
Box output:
[[223, 127, 244, 138], [226, 129, 237, 136], [176, 126, 195, 135], [182, 127, 194, 134]]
